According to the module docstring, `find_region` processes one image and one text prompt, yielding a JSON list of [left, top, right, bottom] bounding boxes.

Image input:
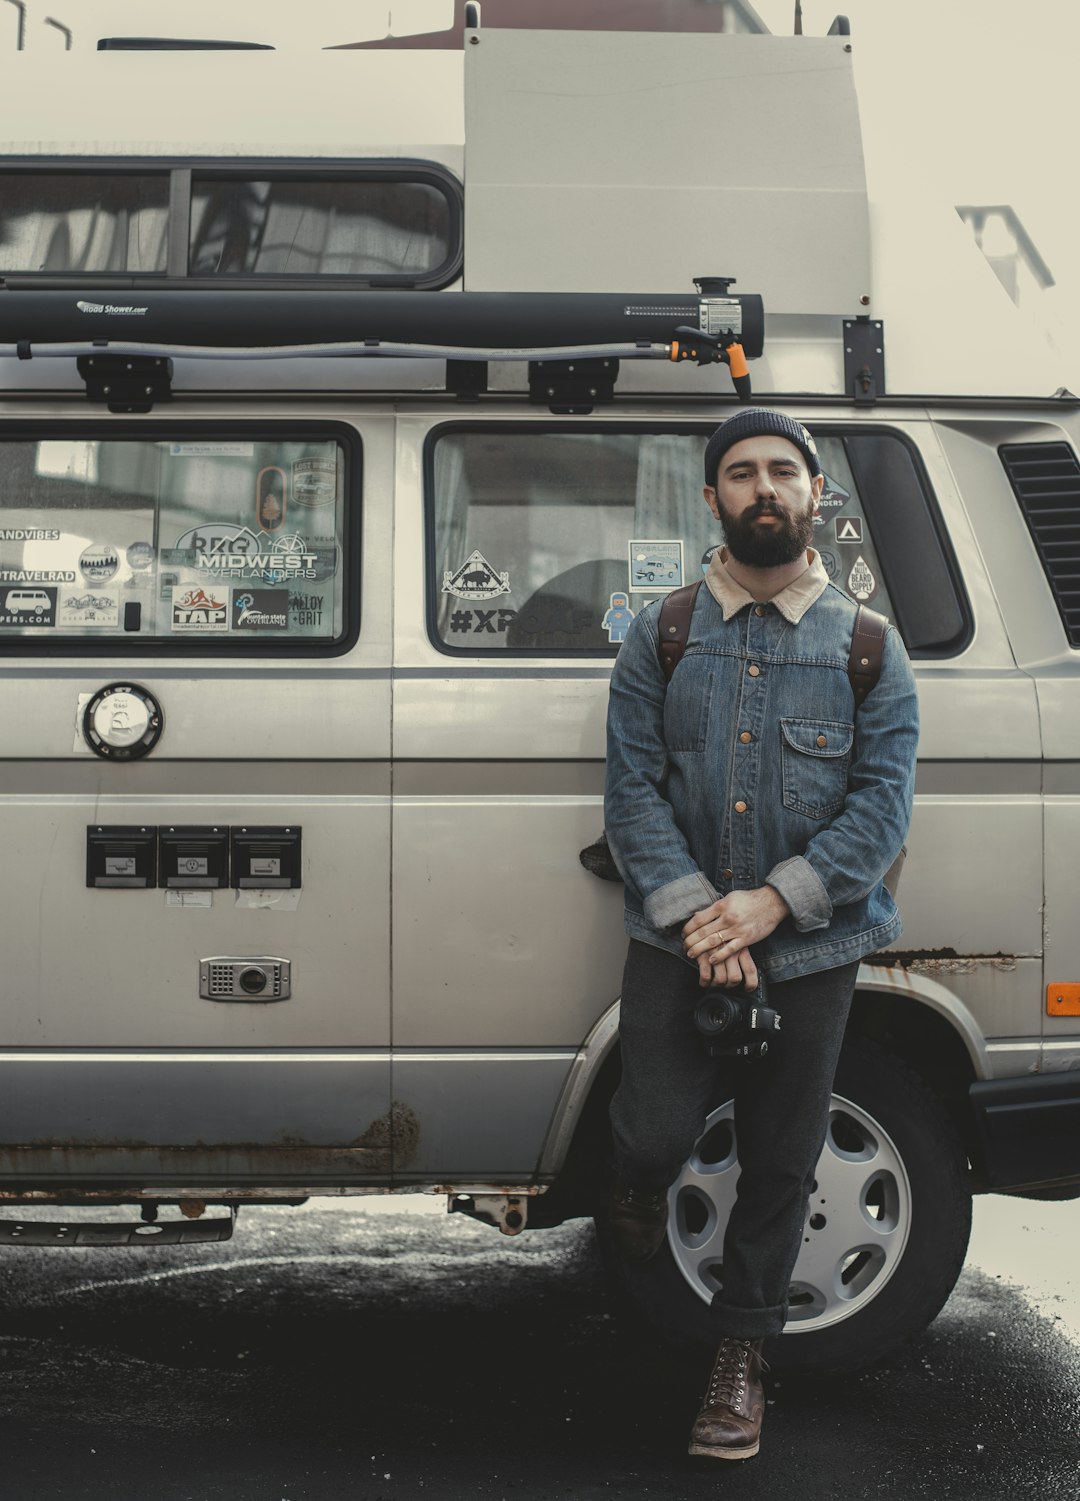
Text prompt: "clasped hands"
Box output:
[[681, 885, 790, 990]]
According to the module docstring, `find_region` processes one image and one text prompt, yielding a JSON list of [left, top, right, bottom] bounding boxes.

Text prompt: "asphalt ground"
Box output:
[[0, 1197, 1078, 1501]]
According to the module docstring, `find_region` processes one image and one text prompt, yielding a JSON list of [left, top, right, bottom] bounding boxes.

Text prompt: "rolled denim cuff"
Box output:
[[642, 870, 719, 933], [766, 856, 832, 932]]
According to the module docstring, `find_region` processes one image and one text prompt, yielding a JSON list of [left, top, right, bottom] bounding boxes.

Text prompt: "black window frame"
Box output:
[[423, 419, 972, 660], [0, 156, 464, 290], [0, 419, 361, 658]]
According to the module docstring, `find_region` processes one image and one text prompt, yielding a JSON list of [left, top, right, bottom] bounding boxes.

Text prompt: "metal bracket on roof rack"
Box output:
[[528, 357, 619, 415], [75, 352, 174, 414], [843, 317, 884, 405]]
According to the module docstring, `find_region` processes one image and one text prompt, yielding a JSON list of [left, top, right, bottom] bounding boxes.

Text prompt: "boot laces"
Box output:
[[706, 1339, 767, 1409]]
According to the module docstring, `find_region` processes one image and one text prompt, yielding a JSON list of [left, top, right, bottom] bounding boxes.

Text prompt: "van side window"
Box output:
[[0, 429, 356, 653], [0, 160, 462, 289], [1000, 441, 1080, 647], [425, 425, 965, 656]]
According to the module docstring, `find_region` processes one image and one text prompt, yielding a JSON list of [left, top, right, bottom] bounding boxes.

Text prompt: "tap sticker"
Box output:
[[602, 592, 635, 644], [79, 544, 119, 583], [629, 540, 684, 593], [233, 588, 289, 631], [0, 584, 56, 626], [292, 457, 337, 508], [172, 585, 229, 630], [817, 473, 852, 510], [442, 550, 511, 601], [835, 516, 863, 544], [847, 556, 877, 602], [58, 591, 119, 628]]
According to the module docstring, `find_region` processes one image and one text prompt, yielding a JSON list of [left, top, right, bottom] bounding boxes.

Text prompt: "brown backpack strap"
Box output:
[[848, 604, 887, 707], [657, 580, 703, 682]]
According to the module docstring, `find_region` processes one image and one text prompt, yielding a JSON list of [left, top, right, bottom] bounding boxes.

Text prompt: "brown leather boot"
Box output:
[[687, 1337, 767, 1461]]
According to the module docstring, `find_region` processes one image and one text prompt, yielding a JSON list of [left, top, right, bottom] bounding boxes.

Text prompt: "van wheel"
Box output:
[[599, 1039, 971, 1373]]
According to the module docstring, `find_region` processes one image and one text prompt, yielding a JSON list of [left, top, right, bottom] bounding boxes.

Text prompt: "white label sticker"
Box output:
[[169, 442, 255, 457], [166, 890, 213, 908]]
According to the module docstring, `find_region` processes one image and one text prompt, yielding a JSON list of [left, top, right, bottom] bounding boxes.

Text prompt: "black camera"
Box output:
[[694, 978, 781, 1059]]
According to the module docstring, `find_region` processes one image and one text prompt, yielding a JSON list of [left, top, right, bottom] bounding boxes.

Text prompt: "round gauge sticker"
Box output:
[[82, 682, 164, 760]]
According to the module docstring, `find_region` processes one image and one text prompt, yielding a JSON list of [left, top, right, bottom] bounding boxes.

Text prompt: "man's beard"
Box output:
[[716, 497, 816, 568]]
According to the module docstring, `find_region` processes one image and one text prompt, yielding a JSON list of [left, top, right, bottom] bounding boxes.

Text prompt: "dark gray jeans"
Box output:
[[610, 939, 859, 1340]]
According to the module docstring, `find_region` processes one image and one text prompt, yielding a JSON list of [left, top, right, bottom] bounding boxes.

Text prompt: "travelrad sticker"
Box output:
[[442, 550, 511, 601], [629, 540, 684, 593], [835, 516, 863, 544], [58, 591, 119, 628], [0, 568, 75, 583], [292, 457, 337, 508], [79, 544, 119, 583], [0, 585, 57, 625], [847, 556, 877, 602], [233, 589, 289, 631], [163, 525, 330, 584], [171, 585, 229, 631]]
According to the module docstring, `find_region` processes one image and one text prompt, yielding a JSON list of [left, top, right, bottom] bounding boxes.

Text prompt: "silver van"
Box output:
[[0, 13, 1078, 1372]]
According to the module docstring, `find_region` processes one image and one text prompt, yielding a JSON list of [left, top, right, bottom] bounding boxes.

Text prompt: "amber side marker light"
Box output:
[[1047, 984, 1080, 1017]]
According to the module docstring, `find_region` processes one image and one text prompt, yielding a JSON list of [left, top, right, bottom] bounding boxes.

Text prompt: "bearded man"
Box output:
[[602, 408, 919, 1461]]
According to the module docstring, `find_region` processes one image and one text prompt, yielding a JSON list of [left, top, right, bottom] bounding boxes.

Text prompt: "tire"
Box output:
[[598, 1038, 972, 1374]]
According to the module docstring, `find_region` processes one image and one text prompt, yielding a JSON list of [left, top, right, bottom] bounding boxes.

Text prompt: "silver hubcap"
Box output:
[[668, 1092, 912, 1332]]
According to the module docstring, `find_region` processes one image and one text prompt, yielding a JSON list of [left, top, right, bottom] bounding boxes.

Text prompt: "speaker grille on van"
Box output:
[[1000, 442, 1080, 647]]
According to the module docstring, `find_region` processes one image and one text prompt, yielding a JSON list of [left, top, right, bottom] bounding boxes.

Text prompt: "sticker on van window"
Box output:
[[126, 541, 155, 571], [442, 550, 511, 601], [701, 544, 722, 575], [818, 473, 851, 509], [835, 516, 863, 544], [58, 592, 119, 628], [847, 556, 877, 602], [629, 540, 684, 593], [818, 548, 841, 582], [0, 568, 74, 583], [171, 585, 229, 631], [233, 589, 289, 631], [0, 527, 60, 543], [292, 457, 337, 508], [449, 607, 517, 634], [79, 544, 120, 583], [602, 593, 635, 643], [164, 525, 322, 584], [289, 590, 324, 628], [256, 467, 287, 533], [169, 442, 255, 458], [0, 585, 57, 625]]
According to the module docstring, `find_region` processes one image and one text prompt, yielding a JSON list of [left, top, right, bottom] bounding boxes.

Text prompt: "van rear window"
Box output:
[[0, 427, 356, 653], [425, 424, 929, 655]]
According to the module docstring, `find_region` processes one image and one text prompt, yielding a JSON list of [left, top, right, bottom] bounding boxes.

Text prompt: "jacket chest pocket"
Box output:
[[780, 717, 854, 819]]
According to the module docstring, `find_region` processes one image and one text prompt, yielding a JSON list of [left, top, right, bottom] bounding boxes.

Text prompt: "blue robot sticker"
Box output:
[[602, 591, 635, 644]]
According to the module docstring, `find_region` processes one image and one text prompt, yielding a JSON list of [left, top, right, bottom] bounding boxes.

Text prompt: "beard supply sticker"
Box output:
[[847, 555, 877, 602]]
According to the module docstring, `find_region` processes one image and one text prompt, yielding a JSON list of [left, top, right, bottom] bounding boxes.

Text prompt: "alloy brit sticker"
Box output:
[[442, 550, 511, 601]]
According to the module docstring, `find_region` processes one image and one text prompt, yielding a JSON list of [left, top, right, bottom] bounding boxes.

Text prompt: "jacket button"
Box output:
[[748, 664, 760, 677], [734, 800, 747, 813], [739, 731, 752, 743], [816, 734, 827, 747], [754, 605, 765, 617], [722, 868, 734, 881]]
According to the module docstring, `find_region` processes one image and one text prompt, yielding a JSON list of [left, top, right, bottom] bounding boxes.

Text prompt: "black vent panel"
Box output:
[[1000, 442, 1080, 647]]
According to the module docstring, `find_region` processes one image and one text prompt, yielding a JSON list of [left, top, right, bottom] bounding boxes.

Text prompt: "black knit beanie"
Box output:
[[703, 409, 822, 486]]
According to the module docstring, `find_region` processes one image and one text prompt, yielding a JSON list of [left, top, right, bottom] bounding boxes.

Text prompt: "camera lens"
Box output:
[[694, 992, 740, 1036], [239, 966, 268, 995]]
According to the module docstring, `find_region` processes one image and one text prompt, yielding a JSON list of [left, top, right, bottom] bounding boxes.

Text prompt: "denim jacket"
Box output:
[[604, 557, 919, 982]]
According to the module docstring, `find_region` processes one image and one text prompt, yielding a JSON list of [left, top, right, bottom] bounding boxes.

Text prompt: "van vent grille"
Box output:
[[1000, 442, 1080, 647]]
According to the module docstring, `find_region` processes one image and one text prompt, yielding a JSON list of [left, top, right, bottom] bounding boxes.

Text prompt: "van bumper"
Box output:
[[970, 1072, 1080, 1191]]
